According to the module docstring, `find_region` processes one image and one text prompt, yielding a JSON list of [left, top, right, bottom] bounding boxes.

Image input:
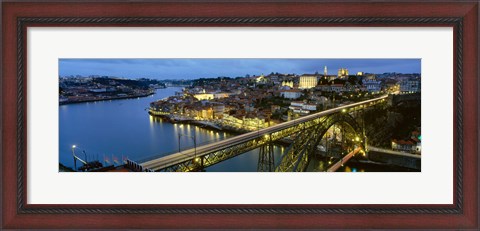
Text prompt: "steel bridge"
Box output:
[[127, 95, 388, 172]]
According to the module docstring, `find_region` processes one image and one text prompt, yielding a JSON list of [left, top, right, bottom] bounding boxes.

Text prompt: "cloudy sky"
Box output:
[[59, 59, 420, 79]]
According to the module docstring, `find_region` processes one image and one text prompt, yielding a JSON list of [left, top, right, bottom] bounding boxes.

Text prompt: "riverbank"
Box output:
[[59, 163, 132, 172], [60, 92, 155, 105], [149, 112, 293, 146], [149, 112, 257, 133]]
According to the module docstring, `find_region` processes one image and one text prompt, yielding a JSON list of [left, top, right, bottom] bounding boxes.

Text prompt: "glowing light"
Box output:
[[72, 145, 76, 148], [342, 109, 346, 113], [355, 137, 360, 142]]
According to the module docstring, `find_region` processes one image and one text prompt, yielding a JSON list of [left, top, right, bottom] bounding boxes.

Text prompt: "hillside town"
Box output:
[[149, 66, 421, 152], [59, 76, 166, 104]]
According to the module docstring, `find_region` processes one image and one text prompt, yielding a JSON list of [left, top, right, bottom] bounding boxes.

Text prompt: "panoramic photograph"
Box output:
[[59, 58, 421, 172]]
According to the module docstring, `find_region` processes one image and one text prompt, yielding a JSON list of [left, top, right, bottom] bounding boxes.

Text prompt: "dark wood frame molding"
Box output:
[[2, 1, 478, 229]]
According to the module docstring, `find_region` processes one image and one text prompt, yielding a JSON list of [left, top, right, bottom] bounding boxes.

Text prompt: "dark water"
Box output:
[[59, 87, 407, 172], [338, 160, 419, 172], [59, 87, 286, 172]]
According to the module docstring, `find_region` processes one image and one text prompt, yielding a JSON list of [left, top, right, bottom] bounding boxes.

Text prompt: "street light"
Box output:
[[257, 119, 260, 137], [178, 134, 181, 152], [177, 130, 197, 158], [193, 128, 197, 159], [71, 145, 77, 170]]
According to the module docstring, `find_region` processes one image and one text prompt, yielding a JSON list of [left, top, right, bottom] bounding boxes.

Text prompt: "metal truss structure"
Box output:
[[275, 113, 362, 172], [257, 142, 275, 172]]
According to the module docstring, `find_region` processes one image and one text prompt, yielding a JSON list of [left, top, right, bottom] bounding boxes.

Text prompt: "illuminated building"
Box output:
[[255, 74, 267, 84], [337, 68, 349, 78], [212, 103, 225, 119], [222, 114, 267, 131], [281, 80, 294, 88], [213, 92, 230, 99], [201, 108, 214, 120], [299, 75, 318, 89], [193, 93, 214, 100]]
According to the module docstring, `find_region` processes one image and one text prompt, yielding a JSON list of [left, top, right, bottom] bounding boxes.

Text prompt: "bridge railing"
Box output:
[[134, 135, 229, 164], [126, 159, 155, 172]]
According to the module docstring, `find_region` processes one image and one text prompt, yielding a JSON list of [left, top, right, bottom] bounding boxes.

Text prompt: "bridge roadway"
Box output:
[[140, 94, 388, 171], [366, 146, 421, 170], [326, 147, 362, 172], [367, 146, 421, 159]]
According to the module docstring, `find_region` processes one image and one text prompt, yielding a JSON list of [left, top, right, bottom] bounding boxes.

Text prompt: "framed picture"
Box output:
[[2, 1, 478, 229]]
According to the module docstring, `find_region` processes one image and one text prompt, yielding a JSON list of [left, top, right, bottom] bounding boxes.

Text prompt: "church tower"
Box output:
[[324, 65, 328, 76]]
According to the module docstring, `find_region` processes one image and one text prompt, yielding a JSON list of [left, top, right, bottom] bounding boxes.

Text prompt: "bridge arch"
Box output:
[[320, 112, 362, 137], [276, 112, 363, 172]]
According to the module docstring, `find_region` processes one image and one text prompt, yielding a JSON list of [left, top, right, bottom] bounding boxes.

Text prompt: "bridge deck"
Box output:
[[367, 146, 420, 159], [326, 147, 362, 172]]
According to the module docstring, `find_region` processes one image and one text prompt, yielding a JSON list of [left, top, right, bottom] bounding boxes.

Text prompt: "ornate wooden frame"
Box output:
[[2, 1, 478, 229]]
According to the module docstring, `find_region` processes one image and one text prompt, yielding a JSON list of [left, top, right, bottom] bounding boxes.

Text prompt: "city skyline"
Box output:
[[60, 58, 421, 173], [59, 58, 421, 79]]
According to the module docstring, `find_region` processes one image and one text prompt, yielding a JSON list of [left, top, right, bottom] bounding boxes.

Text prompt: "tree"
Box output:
[[347, 75, 359, 86]]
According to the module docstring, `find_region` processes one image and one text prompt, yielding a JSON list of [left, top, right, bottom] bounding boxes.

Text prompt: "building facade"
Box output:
[[363, 79, 382, 93], [337, 68, 349, 78], [281, 80, 294, 88], [280, 89, 302, 99], [299, 75, 318, 89], [193, 93, 214, 100], [400, 79, 421, 93]]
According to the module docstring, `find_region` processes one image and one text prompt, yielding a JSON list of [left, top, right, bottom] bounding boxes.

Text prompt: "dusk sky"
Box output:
[[59, 59, 421, 79]]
